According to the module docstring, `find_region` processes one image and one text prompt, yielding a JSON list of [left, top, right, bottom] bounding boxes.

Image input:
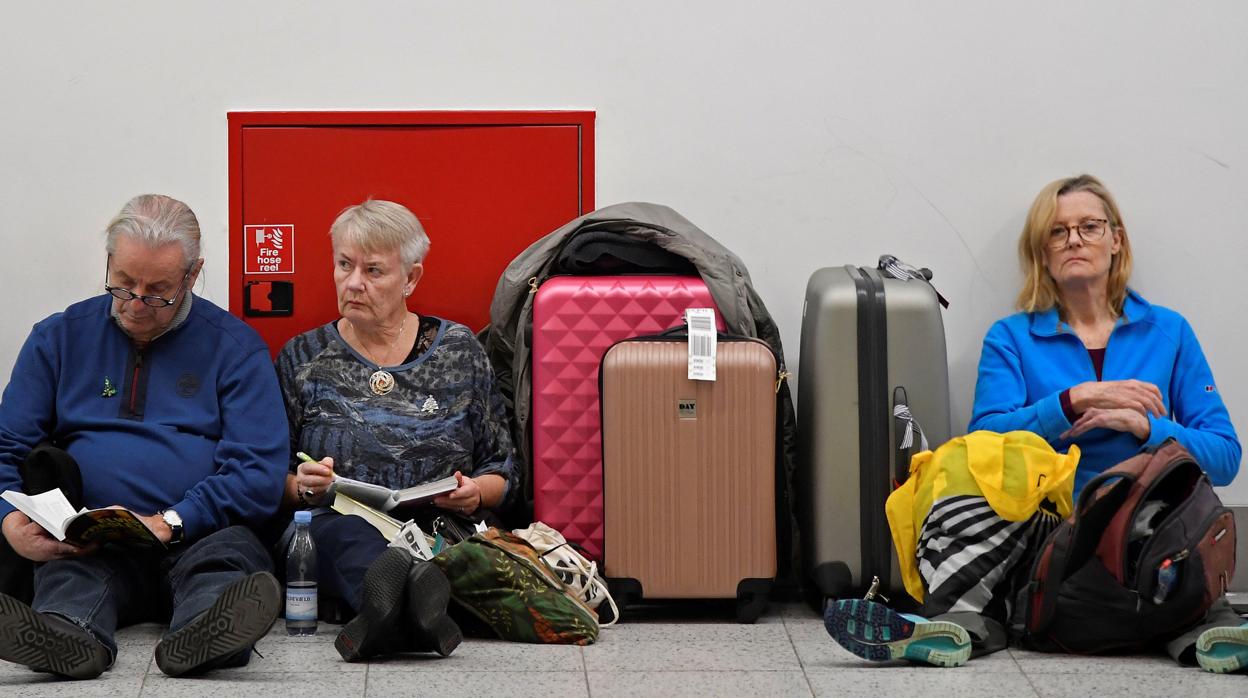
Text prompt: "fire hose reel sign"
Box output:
[[244, 225, 294, 274]]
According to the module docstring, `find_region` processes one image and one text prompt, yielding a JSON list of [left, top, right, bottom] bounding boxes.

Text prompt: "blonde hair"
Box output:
[[329, 199, 430, 266], [1015, 174, 1133, 314]]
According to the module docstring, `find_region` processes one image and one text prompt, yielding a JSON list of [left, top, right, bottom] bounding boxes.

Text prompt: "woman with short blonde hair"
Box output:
[[276, 199, 517, 662]]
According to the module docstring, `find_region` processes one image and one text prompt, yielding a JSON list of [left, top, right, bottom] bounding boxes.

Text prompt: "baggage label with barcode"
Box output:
[[685, 308, 717, 381]]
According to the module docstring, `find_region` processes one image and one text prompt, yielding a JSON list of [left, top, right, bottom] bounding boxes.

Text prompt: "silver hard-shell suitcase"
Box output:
[[796, 256, 951, 605]]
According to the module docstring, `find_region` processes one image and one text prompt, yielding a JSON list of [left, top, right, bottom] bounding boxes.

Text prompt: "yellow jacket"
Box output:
[[885, 430, 1080, 602]]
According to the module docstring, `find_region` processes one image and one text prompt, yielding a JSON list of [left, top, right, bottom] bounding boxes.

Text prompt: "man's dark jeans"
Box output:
[[33, 525, 273, 665], [0, 444, 84, 603]]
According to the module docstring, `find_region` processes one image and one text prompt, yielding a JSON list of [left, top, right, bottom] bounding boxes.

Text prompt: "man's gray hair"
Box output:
[[104, 194, 202, 265], [330, 200, 430, 267]]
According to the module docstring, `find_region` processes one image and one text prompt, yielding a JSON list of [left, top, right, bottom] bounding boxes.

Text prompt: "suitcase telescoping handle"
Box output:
[[891, 386, 928, 487], [638, 325, 790, 393], [648, 323, 763, 345]]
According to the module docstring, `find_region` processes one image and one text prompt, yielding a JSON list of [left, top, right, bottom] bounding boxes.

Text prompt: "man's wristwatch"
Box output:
[[159, 509, 184, 545]]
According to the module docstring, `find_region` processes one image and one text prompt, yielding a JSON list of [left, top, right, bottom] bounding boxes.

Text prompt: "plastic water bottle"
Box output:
[[286, 510, 317, 635], [1152, 558, 1177, 605]]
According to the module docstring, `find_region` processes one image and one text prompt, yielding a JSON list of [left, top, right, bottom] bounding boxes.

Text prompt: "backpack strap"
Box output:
[[1069, 471, 1137, 569], [1029, 472, 1135, 634]]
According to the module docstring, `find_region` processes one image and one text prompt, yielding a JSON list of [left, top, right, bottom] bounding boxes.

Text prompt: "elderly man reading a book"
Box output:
[[0, 194, 289, 680], [276, 199, 517, 661]]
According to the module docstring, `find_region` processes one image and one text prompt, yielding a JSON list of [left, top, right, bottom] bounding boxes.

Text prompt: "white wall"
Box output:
[[2, 1, 1246, 502]]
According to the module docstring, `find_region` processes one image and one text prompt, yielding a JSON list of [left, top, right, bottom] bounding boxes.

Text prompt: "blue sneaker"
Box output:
[[824, 598, 971, 668], [1196, 623, 1248, 674]]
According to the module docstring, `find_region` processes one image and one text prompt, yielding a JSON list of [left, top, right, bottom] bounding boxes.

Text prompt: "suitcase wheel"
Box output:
[[605, 577, 642, 619], [735, 578, 773, 624], [806, 561, 854, 613], [803, 584, 828, 615], [812, 561, 853, 598]]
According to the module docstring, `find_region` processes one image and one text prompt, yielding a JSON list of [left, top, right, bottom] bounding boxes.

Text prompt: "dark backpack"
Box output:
[[1021, 439, 1236, 654]]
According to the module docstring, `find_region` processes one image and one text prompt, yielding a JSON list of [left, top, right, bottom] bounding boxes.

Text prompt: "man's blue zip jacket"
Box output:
[[970, 289, 1240, 496], [0, 293, 288, 541]]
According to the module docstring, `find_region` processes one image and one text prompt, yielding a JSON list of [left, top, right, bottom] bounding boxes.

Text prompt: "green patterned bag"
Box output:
[[431, 528, 599, 645]]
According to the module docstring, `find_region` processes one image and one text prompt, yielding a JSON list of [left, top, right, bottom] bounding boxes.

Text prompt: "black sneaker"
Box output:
[[335, 547, 411, 662], [154, 571, 281, 677], [406, 560, 461, 657], [0, 592, 111, 680]]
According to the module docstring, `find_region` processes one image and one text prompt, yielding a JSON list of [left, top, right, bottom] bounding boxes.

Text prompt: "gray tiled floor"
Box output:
[[1, 603, 1244, 697]]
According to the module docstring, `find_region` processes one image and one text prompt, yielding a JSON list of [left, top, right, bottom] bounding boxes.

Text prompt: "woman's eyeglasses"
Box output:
[[1048, 218, 1108, 249]]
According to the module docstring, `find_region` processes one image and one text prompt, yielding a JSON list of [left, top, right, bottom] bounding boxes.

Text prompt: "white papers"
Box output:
[[391, 520, 436, 561]]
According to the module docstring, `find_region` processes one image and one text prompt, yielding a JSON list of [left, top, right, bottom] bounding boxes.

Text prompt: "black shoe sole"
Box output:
[[155, 571, 281, 677], [0, 592, 110, 680], [335, 547, 411, 662], [407, 563, 461, 657]]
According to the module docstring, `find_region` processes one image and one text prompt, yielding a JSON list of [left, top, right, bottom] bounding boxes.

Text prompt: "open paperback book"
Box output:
[[330, 474, 458, 513], [1, 488, 164, 549]]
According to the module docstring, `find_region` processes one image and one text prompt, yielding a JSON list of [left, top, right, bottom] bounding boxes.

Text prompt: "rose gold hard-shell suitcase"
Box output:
[[601, 334, 777, 622]]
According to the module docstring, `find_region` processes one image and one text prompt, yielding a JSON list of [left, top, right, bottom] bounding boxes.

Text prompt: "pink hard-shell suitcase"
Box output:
[[531, 276, 724, 561]]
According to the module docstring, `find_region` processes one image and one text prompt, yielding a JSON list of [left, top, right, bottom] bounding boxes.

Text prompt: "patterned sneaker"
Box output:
[[0, 593, 111, 679], [824, 598, 971, 668], [154, 571, 281, 677], [1196, 623, 1248, 674]]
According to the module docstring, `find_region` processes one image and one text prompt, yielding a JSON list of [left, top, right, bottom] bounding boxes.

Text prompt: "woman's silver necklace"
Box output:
[[351, 316, 407, 396]]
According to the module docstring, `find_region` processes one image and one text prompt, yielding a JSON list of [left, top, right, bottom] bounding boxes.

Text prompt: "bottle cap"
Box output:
[[294, 510, 312, 524]]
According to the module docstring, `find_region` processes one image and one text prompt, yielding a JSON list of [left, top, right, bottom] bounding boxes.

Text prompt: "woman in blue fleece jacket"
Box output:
[[826, 174, 1247, 672], [968, 175, 1245, 669], [969, 181, 1239, 495]]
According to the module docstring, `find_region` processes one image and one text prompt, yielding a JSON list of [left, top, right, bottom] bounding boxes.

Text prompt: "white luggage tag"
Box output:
[[685, 308, 717, 381]]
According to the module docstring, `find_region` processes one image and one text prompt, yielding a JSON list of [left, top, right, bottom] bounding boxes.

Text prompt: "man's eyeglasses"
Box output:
[[104, 258, 193, 308], [1048, 218, 1109, 250]]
